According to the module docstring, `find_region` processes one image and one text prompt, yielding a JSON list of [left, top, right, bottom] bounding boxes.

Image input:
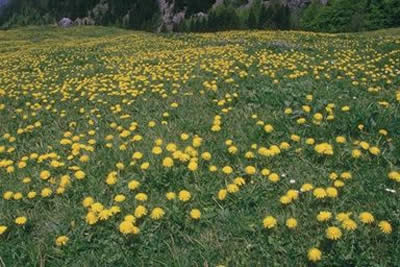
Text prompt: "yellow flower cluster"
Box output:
[[0, 27, 397, 265]]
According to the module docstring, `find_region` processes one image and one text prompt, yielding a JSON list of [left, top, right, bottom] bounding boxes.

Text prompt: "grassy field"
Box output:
[[0, 26, 399, 266]]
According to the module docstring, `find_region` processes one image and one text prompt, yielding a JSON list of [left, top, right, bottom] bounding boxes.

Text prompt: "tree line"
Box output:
[[0, 0, 399, 33]]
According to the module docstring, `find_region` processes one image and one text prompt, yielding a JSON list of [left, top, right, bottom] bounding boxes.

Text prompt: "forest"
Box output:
[[0, 0, 399, 33]]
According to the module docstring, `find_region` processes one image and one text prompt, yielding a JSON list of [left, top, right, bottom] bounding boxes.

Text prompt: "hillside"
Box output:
[[0, 25, 399, 266], [0, 0, 399, 33]]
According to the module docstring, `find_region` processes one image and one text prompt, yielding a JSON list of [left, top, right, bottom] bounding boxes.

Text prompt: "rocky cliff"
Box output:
[[156, 0, 329, 31]]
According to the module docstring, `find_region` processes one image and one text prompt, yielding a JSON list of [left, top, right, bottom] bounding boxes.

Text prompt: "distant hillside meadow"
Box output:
[[0, 0, 399, 32], [0, 26, 399, 266]]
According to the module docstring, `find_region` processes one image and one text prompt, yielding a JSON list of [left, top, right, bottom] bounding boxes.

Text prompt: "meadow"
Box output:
[[0, 26, 399, 266]]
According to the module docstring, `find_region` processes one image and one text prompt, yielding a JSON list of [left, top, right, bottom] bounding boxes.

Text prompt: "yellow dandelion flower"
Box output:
[[342, 219, 357, 231], [336, 136, 346, 143], [74, 170, 85, 180], [336, 212, 351, 222], [162, 157, 174, 168], [300, 183, 314, 192], [40, 170, 51, 180], [263, 216, 277, 229], [378, 221, 392, 234], [307, 248, 322, 262], [0, 225, 7, 235], [190, 209, 201, 220], [178, 190, 191, 202], [119, 221, 134, 235], [369, 146, 380, 155], [166, 192, 176, 200], [245, 166, 256, 175], [352, 149, 362, 158], [217, 189, 227, 200], [134, 205, 147, 218], [313, 188, 327, 199], [222, 166, 233, 175], [233, 177, 245, 186], [280, 195, 292, 205], [135, 193, 148, 201], [326, 226, 342, 240], [114, 194, 126, 202], [227, 184, 239, 193], [286, 218, 297, 229], [326, 187, 338, 198], [55, 236, 69, 246], [201, 152, 212, 161], [41, 187, 52, 197], [359, 212, 374, 224], [98, 209, 112, 221], [128, 180, 140, 190], [150, 207, 165, 220], [287, 190, 299, 200], [15, 216, 27, 225], [268, 173, 280, 183], [188, 161, 198, 171], [317, 211, 332, 222], [264, 124, 274, 133]]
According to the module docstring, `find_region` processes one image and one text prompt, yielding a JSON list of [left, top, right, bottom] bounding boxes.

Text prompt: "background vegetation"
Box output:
[[0, 0, 399, 32]]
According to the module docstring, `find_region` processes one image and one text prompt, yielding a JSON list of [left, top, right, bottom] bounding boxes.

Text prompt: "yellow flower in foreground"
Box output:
[[201, 152, 211, 161], [162, 157, 174, 168], [263, 216, 277, 229], [128, 180, 140, 190], [74, 170, 86, 180], [227, 184, 239, 193], [326, 187, 338, 198], [245, 166, 256, 175], [308, 248, 322, 262], [86, 212, 98, 225], [119, 221, 135, 235], [300, 183, 314, 192], [268, 173, 280, 183], [190, 209, 201, 220], [114, 194, 126, 203], [82, 197, 94, 208], [359, 212, 374, 224], [222, 166, 233, 174], [134, 205, 147, 218], [286, 218, 297, 229], [135, 193, 148, 201], [326, 226, 342, 240], [317, 211, 332, 222], [264, 124, 274, 133], [150, 207, 165, 220], [40, 170, 51, 180], [124, 215, 136, 223], [314, 143, 333, 155], [378, 221, 392, 234], [166, 192, 176, 200], [336, 212, 351, 222], [352, 149, 362, 158], [218, 189, 227, 200], [188, 161, 198, 171], [178, 190, 191, 202], [15, 216, 27, 225], [140, 162, 149, 170], [41, 187, 53, 197], [0, 225, 7, 235], [342, 219, 357, 231], [313, 188, 327, 199], [286, 190, 299, 200], [336, 136, 346, 143], [55, 235, 69, 246], [369, 146, 380, 156]]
